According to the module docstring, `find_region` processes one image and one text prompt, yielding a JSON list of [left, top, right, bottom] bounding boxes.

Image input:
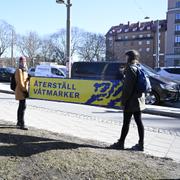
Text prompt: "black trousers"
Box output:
[[17, 99, 26, 126], [119, 111, 144, 144]]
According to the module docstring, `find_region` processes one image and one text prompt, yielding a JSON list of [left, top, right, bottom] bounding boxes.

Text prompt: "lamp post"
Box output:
[[155, 19, 160, 68], [56, 0, 72, 78], [144, 17, 160, 68]]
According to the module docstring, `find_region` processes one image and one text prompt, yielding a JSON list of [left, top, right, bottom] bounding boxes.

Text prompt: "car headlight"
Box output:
[[160, 83, 177, 92]]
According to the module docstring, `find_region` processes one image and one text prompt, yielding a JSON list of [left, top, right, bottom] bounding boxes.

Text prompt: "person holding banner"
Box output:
[[108, 50, 146, 151], [15, 56, 29, 130]]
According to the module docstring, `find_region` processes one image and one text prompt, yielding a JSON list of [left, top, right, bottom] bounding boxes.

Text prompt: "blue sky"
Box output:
[[0, 0, 167, 36]]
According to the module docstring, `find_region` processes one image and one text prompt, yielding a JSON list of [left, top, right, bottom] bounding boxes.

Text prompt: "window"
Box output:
[[51, 68, 63, 76], [146, 48, 150, 52], [125, 36, 128, 39], [175, 24, 180, 31], [118, 35, 122, 40], [139, 48, 142, 52], [146, 41, 150, 45], [139, 34, 143, 38], [175, 35, 180, 43], [132, 35, 136, 39], [176, 13, 180, 20], [147, 26, 151, 30], [125, 29, 129, 32], [138, 41, 142, 45], [147, 34, 151, 37], [174, 59, 180, 66], [174, 47, 180, 54], [164, 68, 180, 74], [176, 0, 180, 8]]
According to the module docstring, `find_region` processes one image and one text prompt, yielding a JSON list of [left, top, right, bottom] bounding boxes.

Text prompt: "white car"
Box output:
[[35, 63, 67, 78], [154, 66, 180, 83]]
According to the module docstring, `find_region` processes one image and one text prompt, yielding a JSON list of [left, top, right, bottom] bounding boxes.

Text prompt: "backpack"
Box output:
[[133, 64, 152, 93], [10, 72, 16, 91]]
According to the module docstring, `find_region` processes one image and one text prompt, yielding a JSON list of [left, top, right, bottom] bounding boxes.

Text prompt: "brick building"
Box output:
[[106, 20, 167, 68]]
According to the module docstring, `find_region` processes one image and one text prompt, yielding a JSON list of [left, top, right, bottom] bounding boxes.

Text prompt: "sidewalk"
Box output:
[[0, 93, 180, 163]]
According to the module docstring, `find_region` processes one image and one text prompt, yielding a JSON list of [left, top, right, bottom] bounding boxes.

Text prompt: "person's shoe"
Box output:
[[107, 141, 124, 150], [19, 126, 28, 130], [131, 143, 144, 151]]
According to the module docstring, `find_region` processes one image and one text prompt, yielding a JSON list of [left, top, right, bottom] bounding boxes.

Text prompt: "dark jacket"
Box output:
[[121, 63, 145, 112]]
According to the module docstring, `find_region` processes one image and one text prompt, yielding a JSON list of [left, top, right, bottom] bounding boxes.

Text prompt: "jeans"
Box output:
[[17, 99, 26, 126], [119, 111, 144, 144]]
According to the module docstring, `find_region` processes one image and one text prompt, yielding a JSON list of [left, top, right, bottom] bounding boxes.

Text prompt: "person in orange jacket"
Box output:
[[15, 56, 29, 130]]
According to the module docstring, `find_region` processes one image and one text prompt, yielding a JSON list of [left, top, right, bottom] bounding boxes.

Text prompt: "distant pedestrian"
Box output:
[[108, 49, 146, 151], [15, 56, 29, 130]]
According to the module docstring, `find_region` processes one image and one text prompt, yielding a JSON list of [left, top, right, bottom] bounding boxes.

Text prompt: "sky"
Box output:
[[0, 0, 167, 37]]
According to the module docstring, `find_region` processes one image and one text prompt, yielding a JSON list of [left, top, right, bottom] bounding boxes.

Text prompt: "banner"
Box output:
[[29, 77, 123, 108]]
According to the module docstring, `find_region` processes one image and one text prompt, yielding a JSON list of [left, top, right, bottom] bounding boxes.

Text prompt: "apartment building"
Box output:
[[106, 20, 167, 68], [165, 0, 180, 66]]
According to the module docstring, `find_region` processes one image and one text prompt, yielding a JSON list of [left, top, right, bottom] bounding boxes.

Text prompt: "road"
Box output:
[[0, 92, 180, 135]]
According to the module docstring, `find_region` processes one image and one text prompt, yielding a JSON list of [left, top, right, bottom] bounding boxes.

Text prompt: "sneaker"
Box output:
[[19, 126, 28, 130], [131, 144, 144, 151], [107, 141, 124, 150]]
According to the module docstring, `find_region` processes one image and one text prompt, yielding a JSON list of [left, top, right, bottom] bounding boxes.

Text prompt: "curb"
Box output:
[[0, 90, 14, 95], [143, 109, 180, 119]]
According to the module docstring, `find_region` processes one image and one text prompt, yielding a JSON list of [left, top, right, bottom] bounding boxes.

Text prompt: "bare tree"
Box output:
[[0, 20, 14, 57], [50, 27, 82, 65], [40, 38, 56, 62], [16, 32, 41, 66], [77, 32, 105, 62]]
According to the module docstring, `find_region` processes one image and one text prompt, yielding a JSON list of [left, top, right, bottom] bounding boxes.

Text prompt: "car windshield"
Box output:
[[164, 68, 180, 74], [140, 64, 158, 76], [6, 67, 15, 73], [59, 67, 67, 75]]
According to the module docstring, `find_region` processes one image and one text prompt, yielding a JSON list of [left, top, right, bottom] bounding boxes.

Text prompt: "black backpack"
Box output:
[[10, 72, 16, 91]]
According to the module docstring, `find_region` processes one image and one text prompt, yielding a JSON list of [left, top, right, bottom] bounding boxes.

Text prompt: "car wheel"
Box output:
[[145, 91, 160, 105]]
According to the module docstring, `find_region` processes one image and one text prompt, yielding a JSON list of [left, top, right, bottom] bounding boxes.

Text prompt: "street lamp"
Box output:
[[56, 0, 72, 78], [144, 17, 160, 68]]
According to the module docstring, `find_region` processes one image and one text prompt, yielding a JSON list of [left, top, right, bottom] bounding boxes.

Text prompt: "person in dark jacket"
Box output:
[[108, 50, 145, 151], [15, 56, 29, 130]]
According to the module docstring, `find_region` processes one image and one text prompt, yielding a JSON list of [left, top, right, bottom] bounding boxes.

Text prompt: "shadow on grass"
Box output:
[[0, 131, 103, 157]]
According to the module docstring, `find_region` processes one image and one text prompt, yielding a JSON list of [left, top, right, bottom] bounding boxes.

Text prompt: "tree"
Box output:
[[50, 27, 82, 65], [16, 32, 41, 66], [40, 38, 56, 62], [0, 20, 14, 57], [77, 32, 105, 62]]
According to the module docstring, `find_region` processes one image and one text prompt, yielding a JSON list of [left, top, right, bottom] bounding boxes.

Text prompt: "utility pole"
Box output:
[[155, 20, 160, 68], [11, 29, 14, 67]]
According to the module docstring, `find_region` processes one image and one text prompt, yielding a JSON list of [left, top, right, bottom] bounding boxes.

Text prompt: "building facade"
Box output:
[[165, 0, 180, 66], [106, 20, 167, 68]]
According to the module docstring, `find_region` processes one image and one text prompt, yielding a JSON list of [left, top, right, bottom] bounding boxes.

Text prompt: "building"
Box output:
[[165, 0, 180, 66], [106, 20, 167, 68]]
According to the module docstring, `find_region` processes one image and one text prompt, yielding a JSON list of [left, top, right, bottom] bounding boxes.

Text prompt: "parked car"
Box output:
[[0, 67, 15, 82], [28, 67, 36, 77], [140, 64, 179, 104], [71, 62, 180, 105], [154, 66, 180, 83], [35, 63, 67, 78], [71, 61, 124, 80]]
